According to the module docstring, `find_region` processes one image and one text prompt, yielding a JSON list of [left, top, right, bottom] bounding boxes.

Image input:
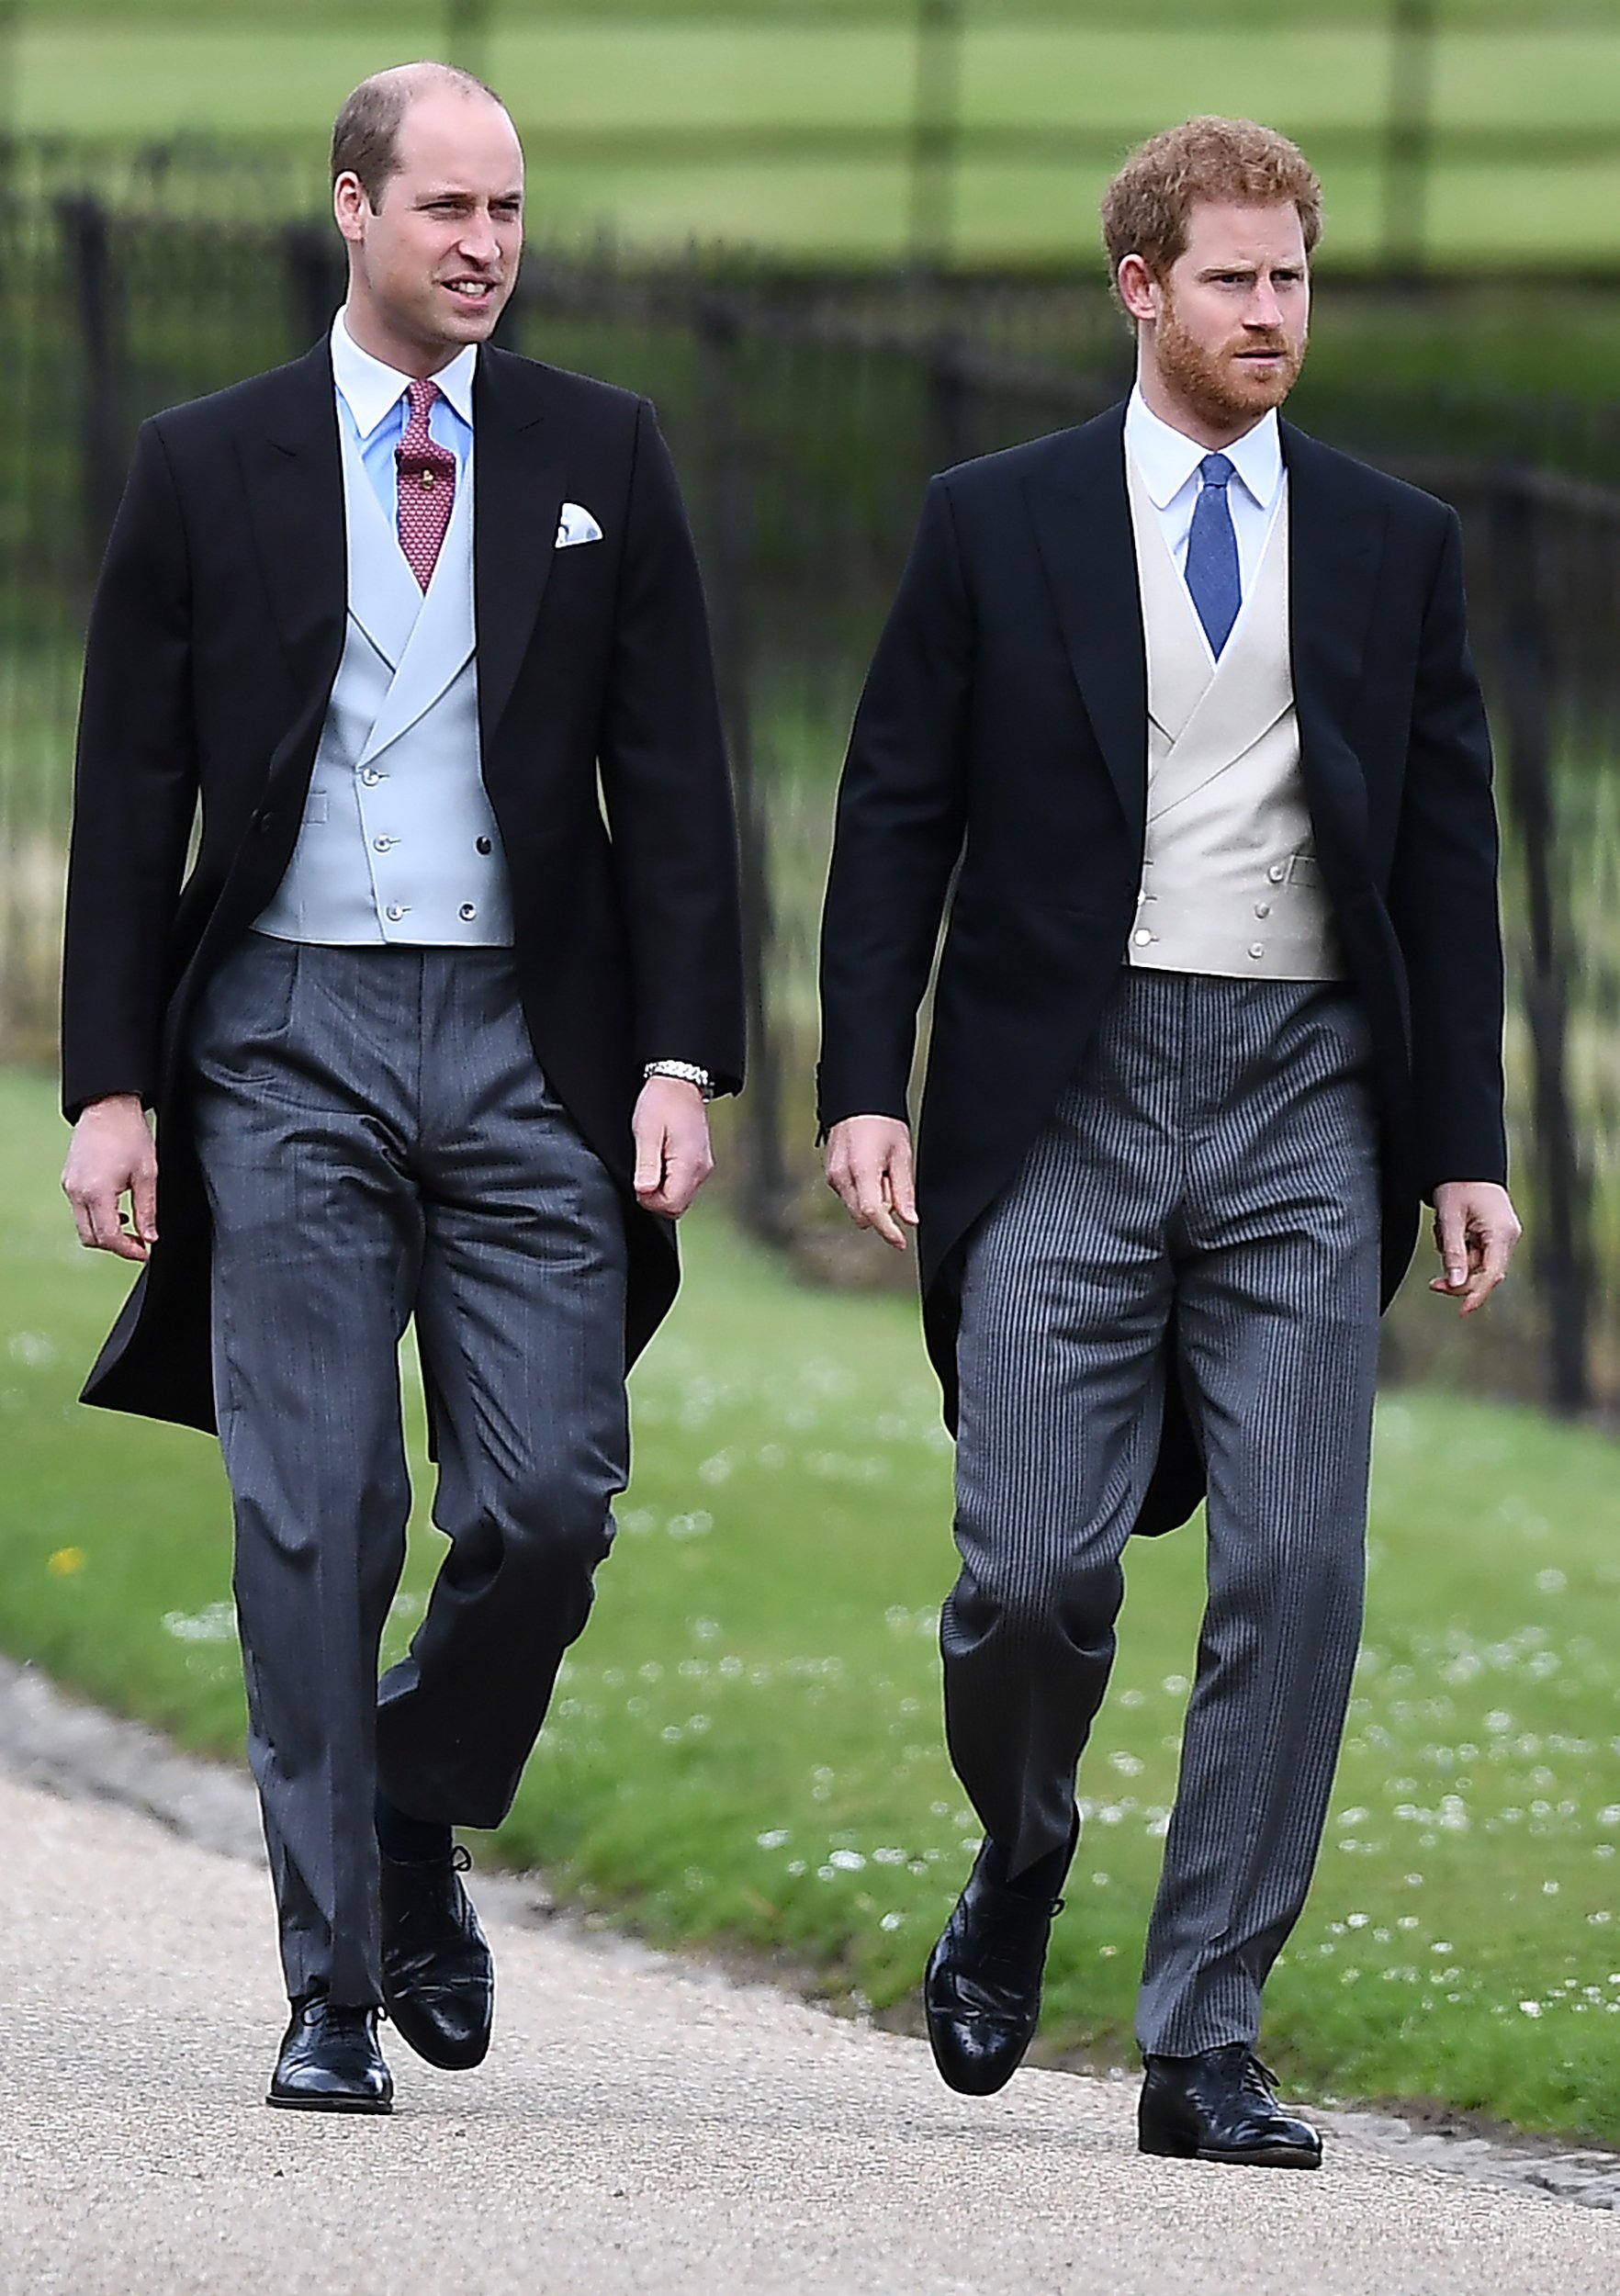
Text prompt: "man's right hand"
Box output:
[[824, 1115, 918, 1253], [62, 1094, 158, 1262]]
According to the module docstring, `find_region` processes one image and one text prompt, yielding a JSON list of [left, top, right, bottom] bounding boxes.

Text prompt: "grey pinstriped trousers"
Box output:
[[189, 937, 630, 2007], [947, 967, 1380, 2055]]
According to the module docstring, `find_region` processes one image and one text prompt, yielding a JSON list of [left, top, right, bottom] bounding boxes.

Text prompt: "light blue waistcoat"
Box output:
[[253, 412, 514, 947]]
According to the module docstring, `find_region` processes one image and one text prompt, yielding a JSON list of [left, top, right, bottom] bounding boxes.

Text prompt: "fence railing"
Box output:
[[4, 5, 1619, 272], [4, 192, 1618, 1416]]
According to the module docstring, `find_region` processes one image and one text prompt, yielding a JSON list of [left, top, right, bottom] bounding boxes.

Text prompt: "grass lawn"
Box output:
[[6, 1065, 1620, 2137], [15, 16, 1620, 264]]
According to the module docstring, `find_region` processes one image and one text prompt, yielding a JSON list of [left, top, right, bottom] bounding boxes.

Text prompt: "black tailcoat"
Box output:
[[62, 341, 746, 1431], [817, 403, 1505, 1536]]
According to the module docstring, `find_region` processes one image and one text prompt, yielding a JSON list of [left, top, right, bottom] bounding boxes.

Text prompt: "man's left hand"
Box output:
[[1429, 1180, 1522, 1315], [632, 1076, 714, 1219]]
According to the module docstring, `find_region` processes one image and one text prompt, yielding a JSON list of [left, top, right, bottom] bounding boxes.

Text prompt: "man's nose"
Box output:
[[1247, 279, 1285, 330], [456, 209, 501, 264]]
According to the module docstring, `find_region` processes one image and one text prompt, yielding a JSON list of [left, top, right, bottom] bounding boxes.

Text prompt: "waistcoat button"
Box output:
[[1267, 861, 1287, 884], [459, 903, 478, 921], [476, 836, 492, 855], [386, 904, 406, 922], [1254, 902, 1270, 919], [1132, 928, 1153, 948], [1249, 942, 1265, 959]]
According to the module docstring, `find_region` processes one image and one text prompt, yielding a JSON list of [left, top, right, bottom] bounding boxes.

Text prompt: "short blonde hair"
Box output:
[[1101, 116, 1322, 286]]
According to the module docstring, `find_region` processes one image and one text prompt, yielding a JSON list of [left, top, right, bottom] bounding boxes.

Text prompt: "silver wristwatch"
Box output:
[[643, 1059, 715, 1101]]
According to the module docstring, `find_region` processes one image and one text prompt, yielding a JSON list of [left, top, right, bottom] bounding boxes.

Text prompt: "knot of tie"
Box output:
[[397, 378, 449, 478], [1199, 452, 1235, 491]]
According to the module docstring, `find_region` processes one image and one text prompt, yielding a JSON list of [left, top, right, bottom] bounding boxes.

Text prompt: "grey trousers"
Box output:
[[189, 938, 629, 2006], [947, 968, 1380, 2056]]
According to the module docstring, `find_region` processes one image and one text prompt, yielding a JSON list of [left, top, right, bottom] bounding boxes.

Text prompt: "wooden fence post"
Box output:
[[695, 298, 793, 1244], [58, 197, 127, 579], [1491, 478, 1592, 1414]]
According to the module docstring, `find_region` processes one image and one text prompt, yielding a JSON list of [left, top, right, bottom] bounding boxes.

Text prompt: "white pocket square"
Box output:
[[556, 501, 602, 548]]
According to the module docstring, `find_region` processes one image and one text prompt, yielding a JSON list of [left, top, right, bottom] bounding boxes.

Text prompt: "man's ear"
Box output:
[[332, 170, 371, 247], [1116, 253, 1159, 328]]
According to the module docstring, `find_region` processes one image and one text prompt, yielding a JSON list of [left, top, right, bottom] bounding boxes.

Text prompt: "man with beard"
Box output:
[[816, 117, 1517, 2167]]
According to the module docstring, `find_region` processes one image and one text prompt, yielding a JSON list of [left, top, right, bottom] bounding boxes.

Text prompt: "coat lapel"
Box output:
[[473, 345, 568, 748], [1284, 422, 1389, 861], [1022, 406, 1148, 846], [236, 343, 346, 728]]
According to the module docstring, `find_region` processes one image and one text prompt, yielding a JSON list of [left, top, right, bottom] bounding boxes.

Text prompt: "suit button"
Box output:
[[1267, 861, 1287, 884], [459, 903, 478, 921], [1249, 942, 1266, 959], [1254, 902, 1271, 919], [253, 809, 273, 835], [1132, 929, 1153, 948], [476, 836, 492, 855], [386, 904, 407, 921], [361, 768, 385, 787], [373, 837, 395, 852]]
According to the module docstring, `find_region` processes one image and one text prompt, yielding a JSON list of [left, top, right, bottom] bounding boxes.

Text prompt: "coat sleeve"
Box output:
[[816, 475, 973, 1131], [60, 420, 197, 1121], [1386, 506, 1508, 1198], [596, 400, 746, 1097]]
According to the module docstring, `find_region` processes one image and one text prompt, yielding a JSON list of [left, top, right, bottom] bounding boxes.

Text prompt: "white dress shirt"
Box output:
[[331, 310, 476, 527], [1123, 388, 1286, 611]]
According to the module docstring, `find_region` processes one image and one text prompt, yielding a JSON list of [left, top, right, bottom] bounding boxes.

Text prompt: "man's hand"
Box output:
[[632, 1076, 714, 1219], [1429, 1179, 1522, 1316], [62, 1094, 158, 1263], [825, 1114, 917, 1252]]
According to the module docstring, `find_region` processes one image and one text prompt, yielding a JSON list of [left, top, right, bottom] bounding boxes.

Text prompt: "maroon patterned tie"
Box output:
[[395, 377, 456, 591]]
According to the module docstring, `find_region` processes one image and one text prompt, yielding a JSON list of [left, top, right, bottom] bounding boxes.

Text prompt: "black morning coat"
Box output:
[[817, 403, 1508, 1537], [61, 340, 747, 1433]]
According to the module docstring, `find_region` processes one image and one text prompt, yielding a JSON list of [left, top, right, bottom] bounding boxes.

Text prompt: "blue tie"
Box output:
[[1185, 453, 1241, 658]]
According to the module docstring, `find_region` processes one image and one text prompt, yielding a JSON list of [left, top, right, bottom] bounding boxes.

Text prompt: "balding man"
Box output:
[[60, 64, 743, 2110]]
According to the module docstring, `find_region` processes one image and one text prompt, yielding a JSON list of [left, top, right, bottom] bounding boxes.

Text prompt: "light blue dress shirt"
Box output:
[[330, 310, 476, 527]]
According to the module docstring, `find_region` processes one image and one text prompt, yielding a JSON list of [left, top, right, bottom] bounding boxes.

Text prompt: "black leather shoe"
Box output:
[[267, 1995, 393, 2113], [1139, 2043, 1322, 2167], [924, 1832, 1071, 2096], [380, 1844, 494, 2071]]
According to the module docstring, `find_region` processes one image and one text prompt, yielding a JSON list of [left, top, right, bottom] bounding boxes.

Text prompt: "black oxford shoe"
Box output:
[[924, 1834, 1071, 2096], [267, 1996, 393, 2114], [380, 1844, 494, 2071], [1139, 2044, 1322, 2167]]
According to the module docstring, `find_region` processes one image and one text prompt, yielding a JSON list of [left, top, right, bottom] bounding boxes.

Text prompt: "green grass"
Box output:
[[15, 16, 1620, 264], [6, 1065, 1620, 2137], [19, 4, 1620, 28]]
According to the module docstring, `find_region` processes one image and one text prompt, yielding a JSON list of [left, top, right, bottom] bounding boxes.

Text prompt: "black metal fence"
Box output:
[[5, 190, 1618, 1414]]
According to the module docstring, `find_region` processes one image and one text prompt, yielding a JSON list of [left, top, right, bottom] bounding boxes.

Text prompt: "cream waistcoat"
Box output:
[[1123, 447, 1344, 982], [253, 412, 513, 947]]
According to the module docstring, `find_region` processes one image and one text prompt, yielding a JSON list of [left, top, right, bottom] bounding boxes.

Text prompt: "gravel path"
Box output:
[[3, 1656, 1620, 2295]]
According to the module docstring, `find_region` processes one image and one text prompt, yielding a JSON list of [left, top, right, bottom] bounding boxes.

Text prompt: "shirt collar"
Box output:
[[1124, 386, 1283, 514], [331, 310, 478, 439]]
